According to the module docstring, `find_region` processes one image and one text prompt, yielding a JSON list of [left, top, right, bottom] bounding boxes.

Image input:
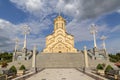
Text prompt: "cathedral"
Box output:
[[13, 15, 108, 62], [11, 14, 109, 70], [43, 15, 77, 53], [9, 14, 116, 80]]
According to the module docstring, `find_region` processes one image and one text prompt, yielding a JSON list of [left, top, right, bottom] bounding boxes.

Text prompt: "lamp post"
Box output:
[[84, 46, 89, 69], [22, 25, 30, 49], [32, 45, 37, 72], [13, 37, 19, 62], [15, 37, 19, 52], [90, 24, 97, 48], [100, 35, 108, 60], [100, 35, 107, 50]]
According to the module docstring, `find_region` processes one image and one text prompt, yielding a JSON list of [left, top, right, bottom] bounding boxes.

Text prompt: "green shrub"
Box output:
[[96, 64, 104, 70], [105, 65, 113, 73], [9, 66, 17, 74], [19, 65, 26, 70]]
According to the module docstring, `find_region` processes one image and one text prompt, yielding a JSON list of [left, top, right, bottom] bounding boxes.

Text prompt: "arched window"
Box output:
[[56, 23, 58, 29], [62, 23, 63, 29]]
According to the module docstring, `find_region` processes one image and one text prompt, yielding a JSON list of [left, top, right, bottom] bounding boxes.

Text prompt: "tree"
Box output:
[[19, 65, 26, 70], [9, 66, 17, 75], [109, 53, 120, 62], [105, 65, 113, 73], [0, 52, 12, 62]]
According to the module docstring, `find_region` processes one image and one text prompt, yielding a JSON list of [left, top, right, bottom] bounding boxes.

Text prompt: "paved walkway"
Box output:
[[27, 68, 95, 80]]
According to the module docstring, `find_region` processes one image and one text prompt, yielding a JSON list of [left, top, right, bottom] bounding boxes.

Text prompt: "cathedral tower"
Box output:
[[43, 15, 77, 53]]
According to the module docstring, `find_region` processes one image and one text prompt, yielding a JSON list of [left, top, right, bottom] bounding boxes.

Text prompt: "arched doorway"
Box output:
[[59, 51, 62, 53]]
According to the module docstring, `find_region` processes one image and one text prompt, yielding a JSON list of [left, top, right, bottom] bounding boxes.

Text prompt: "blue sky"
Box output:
[[0, 0, 120, 53]]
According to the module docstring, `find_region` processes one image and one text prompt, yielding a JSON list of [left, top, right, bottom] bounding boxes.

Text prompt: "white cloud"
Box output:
[[0, 19, 47, 51], [66, 19, 92, 42], [10, 0, 120, 20], [117, 9, 120, 13], [56, 0, 120, 20], [10, 0, 57, 18], [10, 0, 120, 39], [27, 18, 52, 35], [110, 25, 120, 32], [0, 19, 19, 51], [106, 37, 120, 53], [66, 19, 110, 42], [10, 0, 43, 12], [0, 19, 20, 39]]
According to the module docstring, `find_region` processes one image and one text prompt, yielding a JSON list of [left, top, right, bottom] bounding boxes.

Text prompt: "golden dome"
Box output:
[[54, 16, 66, 24]]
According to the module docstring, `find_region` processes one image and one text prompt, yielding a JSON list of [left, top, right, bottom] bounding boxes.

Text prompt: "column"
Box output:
[[90, 24, 97, 48], [22, 25, 30, 60], [23, 34, 27, 49], [32, 45, 37, 72], [100, 35, 107, 50], [84, 46, 89, 68], [22, 25, 30, 49], [12, 38, 19, 62]]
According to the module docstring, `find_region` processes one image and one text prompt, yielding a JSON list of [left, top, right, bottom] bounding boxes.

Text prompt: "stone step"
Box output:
[[7, 53, 117, 70]]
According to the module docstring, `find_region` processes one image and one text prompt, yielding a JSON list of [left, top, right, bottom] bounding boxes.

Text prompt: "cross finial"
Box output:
[[59, 8, 61, 16]]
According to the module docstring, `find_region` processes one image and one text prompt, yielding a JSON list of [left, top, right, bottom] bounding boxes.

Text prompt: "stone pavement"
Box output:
[[27, 68, 95, 80]]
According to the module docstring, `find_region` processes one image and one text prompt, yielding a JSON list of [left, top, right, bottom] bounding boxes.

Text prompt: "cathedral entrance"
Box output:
[[59, 51, 62, 53]]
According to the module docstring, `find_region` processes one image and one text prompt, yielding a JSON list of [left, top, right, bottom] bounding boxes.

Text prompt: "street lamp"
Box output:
[[90, 24, 97, 48], [22, 25, 30, 49], [100, 35, 107, 50]]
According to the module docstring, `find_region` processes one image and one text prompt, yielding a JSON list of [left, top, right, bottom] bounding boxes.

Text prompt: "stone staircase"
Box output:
[[7, 52, 118, 70], [36, 53, 85, 68], [8, 59, 32, 69]]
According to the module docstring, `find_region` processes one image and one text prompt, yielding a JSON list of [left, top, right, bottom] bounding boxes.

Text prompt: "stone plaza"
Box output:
[[27, 68, 95, 80]]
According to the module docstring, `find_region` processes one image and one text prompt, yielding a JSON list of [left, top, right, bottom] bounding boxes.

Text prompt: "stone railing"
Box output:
[[75, 68, 109, 80], [12, 72, 35, 80]]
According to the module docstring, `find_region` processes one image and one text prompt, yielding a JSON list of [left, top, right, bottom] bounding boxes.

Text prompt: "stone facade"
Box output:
[[43, 16, 77, 53]]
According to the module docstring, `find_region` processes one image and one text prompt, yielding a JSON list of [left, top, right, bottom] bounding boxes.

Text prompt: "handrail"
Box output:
[[12, 72, 35, 80], [75, 68, 108, 80]]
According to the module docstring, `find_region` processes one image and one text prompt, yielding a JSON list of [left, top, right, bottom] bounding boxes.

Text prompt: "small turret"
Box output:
[[54, 16, 66, 31]]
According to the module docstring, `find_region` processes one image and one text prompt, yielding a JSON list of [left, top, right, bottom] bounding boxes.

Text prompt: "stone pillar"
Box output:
[[12, 52, 16, 62], [100, 35, 108, 60], [13, 38, 19, 62], [90, 24, 97, 48], [22, 34, 27, 60], [22, 25, 30, 60], [13, 45, 16, 61], [23, 34, 27, 49], [32, 45, 37, 72], [84, 46, 89, 69], [100, 35, 107, 50], [102, 40, 106, 50], [22, 25, 30, 50], [93, 33, 97, 48]]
